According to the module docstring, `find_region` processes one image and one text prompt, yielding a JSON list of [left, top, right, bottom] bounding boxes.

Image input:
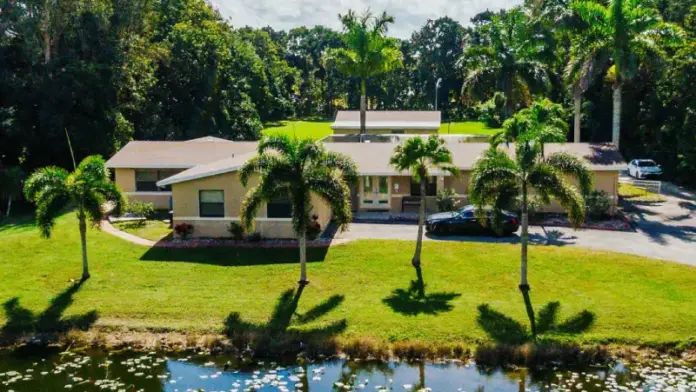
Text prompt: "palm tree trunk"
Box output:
[[6, 199, 11, 217], [612, 84, 622, 149], [573, 91, 582, 143], [412, 178, 426, 269], [78, 210, 90, 281], [359, 80, 367, 136], [519, 183, 536, 340], [298, 230, 308, 285]]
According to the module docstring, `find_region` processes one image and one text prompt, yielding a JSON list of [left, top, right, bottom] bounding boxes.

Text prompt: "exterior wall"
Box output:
[[114, 168, 171, 210], [333, 128, 438, 134], [170, 172, 332, 239], [535, 171, 619, 214]]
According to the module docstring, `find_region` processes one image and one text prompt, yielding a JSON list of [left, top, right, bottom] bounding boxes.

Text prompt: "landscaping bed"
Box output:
[[530, 213, 633, 232]]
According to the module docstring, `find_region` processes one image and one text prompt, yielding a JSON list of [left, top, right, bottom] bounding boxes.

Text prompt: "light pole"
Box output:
[[434, 78, 442, 111]]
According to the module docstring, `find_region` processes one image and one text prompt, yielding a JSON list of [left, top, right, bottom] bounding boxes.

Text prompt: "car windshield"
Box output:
[[638, 160, 657, 167]]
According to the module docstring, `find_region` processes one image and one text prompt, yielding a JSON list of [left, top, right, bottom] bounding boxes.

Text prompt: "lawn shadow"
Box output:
[[477, 301, 595, 344], [0, 214, 37, 233], [224, 287, 346, 357], [140, 246, 329, 266], [1, 281, 98, 341], [382, 269, 461, 316]]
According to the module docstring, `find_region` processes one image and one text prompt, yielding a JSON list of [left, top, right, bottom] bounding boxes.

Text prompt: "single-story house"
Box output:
[[106, 136, 626, 239], [331, 111, 441, 134]]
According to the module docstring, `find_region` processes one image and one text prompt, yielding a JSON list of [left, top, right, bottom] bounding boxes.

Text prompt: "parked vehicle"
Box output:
[[425, 205, 520, 236], [628, 159, 662, 179]]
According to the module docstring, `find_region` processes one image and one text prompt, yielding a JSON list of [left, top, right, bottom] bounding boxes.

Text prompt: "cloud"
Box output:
[[210, 0, 523, 38]]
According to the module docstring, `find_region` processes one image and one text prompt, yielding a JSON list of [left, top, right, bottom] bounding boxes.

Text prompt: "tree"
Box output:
[[324, 9, 403, 135], [389, 135, 458, 293], [24, 156, 124, 280], [571, 0, 683, 148], [239, 135, 358, 285], [458, 8, 550, 119], [0, 167, 25, 217], [469, 101, 593, 338]]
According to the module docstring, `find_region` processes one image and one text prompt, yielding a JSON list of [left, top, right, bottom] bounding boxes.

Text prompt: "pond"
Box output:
[[0, 349, 694, 391]]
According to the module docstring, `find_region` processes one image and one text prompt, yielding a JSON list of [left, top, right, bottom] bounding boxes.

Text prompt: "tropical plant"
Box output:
[[570, 0, 683, 148], [126, 200, 155, 220], [239, 135, 358, 285], [458, 8, 550, 119], [24, 156, 124, 280], [227, 221, 245, 241], [174, 222, 194, 239], [390, 136, 459, 276], [323, 9, 403, 135], [0, 167, 25, 217], [469, 106, 593, 338], [436, 188, 460, 212]]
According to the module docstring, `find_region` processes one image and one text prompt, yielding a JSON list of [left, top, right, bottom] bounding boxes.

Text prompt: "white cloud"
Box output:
[[210, 0, 523, 38]]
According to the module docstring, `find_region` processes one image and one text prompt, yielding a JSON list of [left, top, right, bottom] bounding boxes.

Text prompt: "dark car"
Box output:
[[425, 205, 520, 236]]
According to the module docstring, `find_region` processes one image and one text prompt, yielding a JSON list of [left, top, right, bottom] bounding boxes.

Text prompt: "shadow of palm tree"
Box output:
[[1, 281, 98, 340], [383, 279, 461, 316], [224, 287, 346, 357], [477, 301, 595, 344]]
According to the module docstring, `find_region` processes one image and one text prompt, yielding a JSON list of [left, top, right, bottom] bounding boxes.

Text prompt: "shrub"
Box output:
[[126, 200, 155, 219], [227, 221, 245, 241], [476, 92, 507, 128], [586, 190, 613, 220], [512, 194, 542, 221], [436, 188, 460, 212], [174, 223, 194, 239], [306, 214, 321, 240], [246, 232, 262, 242]]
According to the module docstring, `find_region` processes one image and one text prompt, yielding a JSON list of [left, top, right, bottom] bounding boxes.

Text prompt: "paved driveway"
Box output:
[[335, 184, 696, 266]]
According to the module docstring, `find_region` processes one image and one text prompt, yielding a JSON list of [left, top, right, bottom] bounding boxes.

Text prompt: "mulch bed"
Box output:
[[530, 213, 633, 232], [153, 238, 334, 248]]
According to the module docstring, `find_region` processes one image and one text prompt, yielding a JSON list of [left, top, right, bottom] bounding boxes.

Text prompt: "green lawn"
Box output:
[[113, 220, 172, 242], [262, 120, 501, 140], [2, 213, 696, 346], [619, 182, 666, 203]]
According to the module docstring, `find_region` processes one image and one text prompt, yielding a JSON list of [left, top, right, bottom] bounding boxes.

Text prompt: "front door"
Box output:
[[360, 176, 390, 209]]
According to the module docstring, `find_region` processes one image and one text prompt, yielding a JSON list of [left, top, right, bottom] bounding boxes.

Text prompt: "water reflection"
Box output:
[[0, 349, 694, 391]]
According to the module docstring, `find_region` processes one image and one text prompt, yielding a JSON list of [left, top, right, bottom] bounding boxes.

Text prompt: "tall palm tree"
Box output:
[[458, 8, 550, 119], [390, 135, 458, 278], [0, 167, 25, 217], [239, 135, 358, 285], [470, 103, 593, 338], [24, 156, 124, 280], [323, 9, 402, 135], [570, 0, 683, 148]]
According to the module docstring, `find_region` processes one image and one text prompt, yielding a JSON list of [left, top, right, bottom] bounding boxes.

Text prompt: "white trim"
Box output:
[[174, 216, 292, 222], [157, 165, 243, 187], [124, 191, 172, 196], [331, 121, 441, 130], [107, 164, 196, 169]]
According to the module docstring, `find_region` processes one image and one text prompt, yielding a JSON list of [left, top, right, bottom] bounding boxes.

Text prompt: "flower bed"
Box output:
[[154, 237, 334, 248], [531, 213, 632, 232]]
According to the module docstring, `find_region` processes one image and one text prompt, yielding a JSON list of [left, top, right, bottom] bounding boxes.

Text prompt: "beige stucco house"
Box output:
[[331, 111, 441, 134], [106, 136, 625, 239]]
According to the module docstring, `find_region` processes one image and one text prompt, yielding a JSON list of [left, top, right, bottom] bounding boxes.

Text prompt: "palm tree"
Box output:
[[470, 102, 593, 338], [570, 0, 683, 148], [239, 135, 358, 285], [24, 156, 124, 280], [458, 8, 550, 119], [323, 9, 402, 135], [0, 167, 25, 217], [389, 135, 458, 283]]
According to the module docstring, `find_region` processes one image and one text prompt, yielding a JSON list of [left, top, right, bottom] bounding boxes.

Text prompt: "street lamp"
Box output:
[[434, 78, 442, 111]]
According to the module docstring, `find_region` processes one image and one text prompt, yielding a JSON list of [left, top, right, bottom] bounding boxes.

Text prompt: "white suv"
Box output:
[[628, 159, 662, 179]]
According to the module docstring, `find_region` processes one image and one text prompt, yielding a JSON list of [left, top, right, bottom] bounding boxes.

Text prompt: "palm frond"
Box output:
[[24, 166, 70, 202], [306, 173, 353, 232], [528, 164, 586, 227], [34, 191, 70, 238], [545, 152, 594, 196]]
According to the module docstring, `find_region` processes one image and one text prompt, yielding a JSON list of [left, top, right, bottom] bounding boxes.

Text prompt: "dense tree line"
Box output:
[[1, 0, 695, 186]]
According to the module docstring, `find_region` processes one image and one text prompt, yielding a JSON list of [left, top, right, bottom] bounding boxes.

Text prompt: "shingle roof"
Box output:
[[105, 140, 258, 169], [331, 111, 441, 130], [154, 141, 626, 187]]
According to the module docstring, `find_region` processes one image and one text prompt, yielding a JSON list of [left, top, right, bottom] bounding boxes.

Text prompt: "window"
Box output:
[[199, 190, 224, 217], [267, 197, 292, 218], [410, 177, 437, 197], [135, 169, 181, 192]]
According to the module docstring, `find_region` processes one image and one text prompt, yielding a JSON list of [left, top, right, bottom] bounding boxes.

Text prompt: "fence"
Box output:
[[619, 177, 662, 195]]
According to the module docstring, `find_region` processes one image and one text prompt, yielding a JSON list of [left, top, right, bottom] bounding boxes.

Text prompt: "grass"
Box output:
[[1, 213, 696, 347], [113, 220, 172, 242], [261, 120, 501, 140], [619, 183, 666, 203]]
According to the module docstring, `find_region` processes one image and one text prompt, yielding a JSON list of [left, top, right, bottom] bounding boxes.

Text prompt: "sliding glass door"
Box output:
[[361, 176, 390, 209]]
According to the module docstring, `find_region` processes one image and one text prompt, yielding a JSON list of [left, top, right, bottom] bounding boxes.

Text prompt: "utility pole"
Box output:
[[434, 78, 442, 111]]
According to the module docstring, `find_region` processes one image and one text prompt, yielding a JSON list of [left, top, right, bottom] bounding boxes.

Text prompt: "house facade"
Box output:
[[106, 136, 626, 239], [331, 111, 441, 134]]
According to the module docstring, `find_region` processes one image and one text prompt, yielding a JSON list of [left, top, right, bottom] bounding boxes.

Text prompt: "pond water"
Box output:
[[0, 349, 694, 392]]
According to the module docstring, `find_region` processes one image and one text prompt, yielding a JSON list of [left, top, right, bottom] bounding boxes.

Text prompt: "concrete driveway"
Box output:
[[335, 183, 696, 266]]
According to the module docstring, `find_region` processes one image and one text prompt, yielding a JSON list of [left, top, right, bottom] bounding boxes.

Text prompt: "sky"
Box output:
[[210, 0, 523, 39]]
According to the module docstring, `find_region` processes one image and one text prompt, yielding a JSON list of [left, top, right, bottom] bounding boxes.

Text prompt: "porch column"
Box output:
[[436, 176, 445, 192]]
